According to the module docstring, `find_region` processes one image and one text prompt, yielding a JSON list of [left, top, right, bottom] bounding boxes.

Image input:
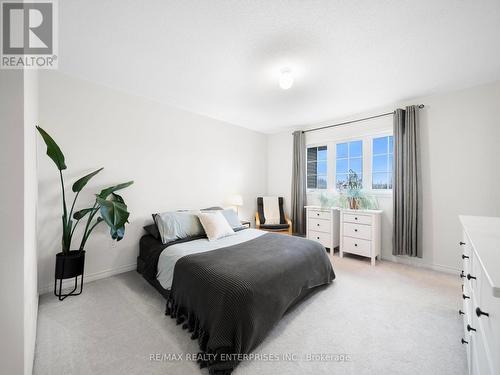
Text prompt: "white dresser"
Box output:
[[459, 216, 500, 375], [305, 206, 340, 259], [339, 209, 382, 266]]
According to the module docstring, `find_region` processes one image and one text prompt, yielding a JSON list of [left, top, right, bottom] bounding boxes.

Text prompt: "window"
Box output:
[[372, 136, 393, 189], [307, 146, 327, 189], [335, 140, 363, 189]]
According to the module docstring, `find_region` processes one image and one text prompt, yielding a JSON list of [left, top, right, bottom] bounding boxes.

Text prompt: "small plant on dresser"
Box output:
[[36, 126, 134, 300]]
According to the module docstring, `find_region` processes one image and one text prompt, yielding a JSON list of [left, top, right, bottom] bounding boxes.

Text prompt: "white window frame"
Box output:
[[305, 131, 393, 197], [306, 144, 328, 192], [334, 139, 364, 190], [371, 135, 394, 191]]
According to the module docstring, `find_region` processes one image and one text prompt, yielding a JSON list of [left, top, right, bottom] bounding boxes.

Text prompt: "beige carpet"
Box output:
[[33, 254, 467, 375]]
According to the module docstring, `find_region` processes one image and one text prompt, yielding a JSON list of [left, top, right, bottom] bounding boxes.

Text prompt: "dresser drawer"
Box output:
[[343, 222, 371, 240], [343, 213, 371, 225], [471, 311, 495, 375], [308, 209, 331, 220], [478, 267, 500, 374], [308, 230, 331, 249], [308, 218, 331, 233], [342, 236, 371, 257]]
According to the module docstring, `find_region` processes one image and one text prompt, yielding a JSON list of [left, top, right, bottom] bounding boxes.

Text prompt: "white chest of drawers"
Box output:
[[459, 216, 500, 375], [305, 206, 340, 259], [339, 209, 382, 266]]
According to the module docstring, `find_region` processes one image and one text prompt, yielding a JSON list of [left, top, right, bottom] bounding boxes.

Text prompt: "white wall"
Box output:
[[267, 80, 500, 272], [37, 71, 268, 293], [0, 69, 38, 375], [24, 70, 39, 375]]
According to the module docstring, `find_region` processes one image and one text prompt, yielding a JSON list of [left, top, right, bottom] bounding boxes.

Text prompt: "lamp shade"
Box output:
[[228, 194, 243, 206]]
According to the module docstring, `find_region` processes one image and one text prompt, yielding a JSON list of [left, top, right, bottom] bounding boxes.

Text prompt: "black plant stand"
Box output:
[[54, 250, 85, 301]]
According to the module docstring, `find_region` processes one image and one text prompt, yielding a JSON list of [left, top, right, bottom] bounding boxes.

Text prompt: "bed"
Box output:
[[137, 227, 335, 374]]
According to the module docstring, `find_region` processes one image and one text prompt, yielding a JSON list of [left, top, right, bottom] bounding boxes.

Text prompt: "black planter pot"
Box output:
[[54, 250, 85, 301]]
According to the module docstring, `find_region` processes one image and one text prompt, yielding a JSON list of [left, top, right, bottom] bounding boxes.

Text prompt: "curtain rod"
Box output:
[[301, 104, 424, 134]]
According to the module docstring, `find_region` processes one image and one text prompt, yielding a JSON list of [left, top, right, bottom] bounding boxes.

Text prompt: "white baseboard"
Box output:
[[39, 263, 137, 295], [381, 254, 460, 275]]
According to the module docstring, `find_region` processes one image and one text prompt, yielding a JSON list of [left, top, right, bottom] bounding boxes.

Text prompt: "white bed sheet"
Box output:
[[157, 228, 265, 289]]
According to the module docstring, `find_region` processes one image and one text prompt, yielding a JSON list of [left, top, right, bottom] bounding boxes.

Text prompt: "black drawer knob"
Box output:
[[461, 338, 468, 345], [317, 223, 320, 226], [459, 310, 465, 315], [462, 254, 469, 259], [467, 274, 476, 280], [317, 213, 319, 216], [463, 294, 470, 300], [459, 241, 466, 246], [354, 243, 358, 247], [460, 271, 465, 279], [316, 237, 320, 240], [467, 324, 476, 332], [355, 217, 358, 220], [354, 229, 358, 232], [476, 307, 489, 318]]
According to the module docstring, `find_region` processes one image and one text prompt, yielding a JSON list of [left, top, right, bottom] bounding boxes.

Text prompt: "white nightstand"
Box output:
[[305, 206, 340, 260], [339, 209, 382, 266]]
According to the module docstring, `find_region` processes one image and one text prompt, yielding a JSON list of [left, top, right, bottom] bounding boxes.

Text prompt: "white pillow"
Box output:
[[197, 211, 235, 241]]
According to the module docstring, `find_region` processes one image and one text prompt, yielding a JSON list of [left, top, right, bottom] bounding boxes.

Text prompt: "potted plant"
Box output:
[[337, 170, 363, 209], [36, 126, 134, 300]]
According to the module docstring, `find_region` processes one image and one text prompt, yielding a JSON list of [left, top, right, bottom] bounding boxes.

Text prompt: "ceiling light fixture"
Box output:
[[279, 68, 294, 90]]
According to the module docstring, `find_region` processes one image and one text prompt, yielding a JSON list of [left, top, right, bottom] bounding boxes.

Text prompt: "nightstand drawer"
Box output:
[[343, 213, 372, 225], [308, 230, 331, 249], [343, 223, 371, 240], [309, 218, 331, 233], [308, 210, 331, 220], [342, 236, 371, 257]]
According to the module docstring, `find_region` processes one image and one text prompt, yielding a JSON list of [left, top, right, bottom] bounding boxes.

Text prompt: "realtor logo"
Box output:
[[1, 0, 58, 69]]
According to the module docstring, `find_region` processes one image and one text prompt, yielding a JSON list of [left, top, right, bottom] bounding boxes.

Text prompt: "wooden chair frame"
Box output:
[[255, 212, 293, 235]]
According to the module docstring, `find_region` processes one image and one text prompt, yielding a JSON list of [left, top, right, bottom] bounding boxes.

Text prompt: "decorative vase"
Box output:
[[54, 250, 85, 301], [348, 197, 359, 210]]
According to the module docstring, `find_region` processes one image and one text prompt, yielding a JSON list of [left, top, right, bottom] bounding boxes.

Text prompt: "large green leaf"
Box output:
[[72, 168, 103, 193], [73, 208, 96, 220], [36, 126, 67, 170], [96, 196, 130, 237], [98, 181, 134, 199]]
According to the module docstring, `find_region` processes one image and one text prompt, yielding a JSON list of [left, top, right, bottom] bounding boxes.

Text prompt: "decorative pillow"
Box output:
[[201, 206, 224, 211], [154, 211, 205, 244], [197, 211, 235, 241], [220, 209, 244, 230], [143, 224, 160, 240]]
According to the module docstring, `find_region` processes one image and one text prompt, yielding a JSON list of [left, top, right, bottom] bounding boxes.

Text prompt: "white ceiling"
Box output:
[[59, 0, 500, 133]]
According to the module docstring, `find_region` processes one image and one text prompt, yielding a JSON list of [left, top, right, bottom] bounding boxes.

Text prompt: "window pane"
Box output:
[[350, 157, 362, 175], [336, 173, 348, 189], [317, 161, 327, 174], [373, 155, 388, 173], [388, 172, 393, 189], [388, 136, 394, 154], [372, 173, 388, 189], [336, 143, 348, 158], [307, 147, 317, 162], [388, 155, 393, 172], [307, 162, 317, 176], [317, 176, 327, 189], [317, 146, 327, 161], [373, 136, 388, 155], [349, 140, 363, 157], [307, 175, 317, 189], [336, 158, 348, 173]]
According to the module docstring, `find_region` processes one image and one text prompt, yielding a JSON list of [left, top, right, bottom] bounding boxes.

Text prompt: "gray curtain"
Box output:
[[393, 106, 422, 257], [291, 130, 306, 235]]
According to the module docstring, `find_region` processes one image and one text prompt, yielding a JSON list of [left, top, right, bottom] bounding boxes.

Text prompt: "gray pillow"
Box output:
[[154, 211, 205, 244], [220, 209, 244, 230]]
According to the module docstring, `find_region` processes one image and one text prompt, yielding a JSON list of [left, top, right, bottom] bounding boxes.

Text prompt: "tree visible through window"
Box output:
[[372, 136, 393, 189], [307, 146, 327, 189], [336, 140, 362, 189]]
